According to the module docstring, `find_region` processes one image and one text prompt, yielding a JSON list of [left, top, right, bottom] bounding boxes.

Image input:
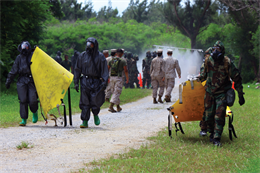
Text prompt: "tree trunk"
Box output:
[[238, 55, 242, 72], [258, 56, 260, 82], [191, 36, 196, 49]]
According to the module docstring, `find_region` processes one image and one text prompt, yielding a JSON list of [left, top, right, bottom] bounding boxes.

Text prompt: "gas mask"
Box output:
[[146, 52, 151, 58], [211, 48, 223, 61], [21, 42, 30, 56], [86, 41, 94, 54]]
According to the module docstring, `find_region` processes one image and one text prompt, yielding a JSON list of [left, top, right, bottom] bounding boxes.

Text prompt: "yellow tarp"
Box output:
[[171, 80, 231, 123], [31, 47, 74, 117]]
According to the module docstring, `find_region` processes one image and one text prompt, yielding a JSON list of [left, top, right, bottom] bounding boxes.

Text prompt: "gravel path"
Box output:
[[0, 88, 178, 173]]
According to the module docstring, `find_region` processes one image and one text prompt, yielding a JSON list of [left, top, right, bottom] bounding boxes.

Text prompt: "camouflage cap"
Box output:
[[103, 50, 109, 53], [111, 49, 116, 53], [157, 49, 163, 53]]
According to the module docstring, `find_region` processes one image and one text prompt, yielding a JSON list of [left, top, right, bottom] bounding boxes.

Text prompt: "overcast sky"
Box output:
[[77, 0, 168, 16]]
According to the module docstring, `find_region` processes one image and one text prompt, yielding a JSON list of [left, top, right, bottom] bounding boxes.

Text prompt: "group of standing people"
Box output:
[[145, 49, 182, 104]]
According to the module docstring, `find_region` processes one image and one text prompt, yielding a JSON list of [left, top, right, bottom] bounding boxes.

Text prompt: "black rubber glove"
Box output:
[[74, 84, 79, 92], [5, 82, 10, 89], [100, 82, 107, 91], [239, 94, 245, 106]]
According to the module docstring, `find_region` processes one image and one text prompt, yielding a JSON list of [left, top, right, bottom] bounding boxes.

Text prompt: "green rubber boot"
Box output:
[[32, 111, 38, 123], [19, 119, 27, 126], [94, 115, 100, 126], [80, 120, 88, 128]]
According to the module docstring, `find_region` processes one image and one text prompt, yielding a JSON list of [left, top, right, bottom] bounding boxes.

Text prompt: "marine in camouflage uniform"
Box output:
[[199, 41, 245, 146], [105, 49, 116, 102], [142, 51, 152, 89], [150, 49, 165, 104], [164, 49, 181, 102], [108, 49, 129, 113]]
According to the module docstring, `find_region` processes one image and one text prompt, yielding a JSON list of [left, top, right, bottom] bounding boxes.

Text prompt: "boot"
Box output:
[[108, 103, 117, 113], [199, 130, 207, 136], [94, 115, 100, 126], [158, 96, 163, 103], [153, 98, 158, 104], [32, 111, 38, 123], [105, 98, 110, 102], [19, 119, 27, 126], [209, 133, 214, 142], [213, 138, 221, 147], [80, 120, 88, 128], [164, 95, 171, 102], [116, 105, 122, 112]]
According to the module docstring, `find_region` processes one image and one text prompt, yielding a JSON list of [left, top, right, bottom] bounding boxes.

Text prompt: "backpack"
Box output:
[[110, 57, 121, 76]]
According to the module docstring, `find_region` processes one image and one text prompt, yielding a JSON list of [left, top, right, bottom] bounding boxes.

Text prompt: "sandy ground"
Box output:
[[0, 88, 178, 173]]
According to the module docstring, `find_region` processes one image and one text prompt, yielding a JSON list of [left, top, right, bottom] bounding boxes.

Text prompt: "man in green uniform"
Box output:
[[199, 41, 245, 146], [61, 55, 72, 72], [108, 49, 129, 112], [142, 51, 152, 89]]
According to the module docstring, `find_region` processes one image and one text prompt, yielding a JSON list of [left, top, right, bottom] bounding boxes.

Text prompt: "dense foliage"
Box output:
[[40, 19, 190, 58], [1, 0, 259, 83]]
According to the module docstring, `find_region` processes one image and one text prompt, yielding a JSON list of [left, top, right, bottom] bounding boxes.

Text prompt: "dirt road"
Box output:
[[0, 88, 178, 172]]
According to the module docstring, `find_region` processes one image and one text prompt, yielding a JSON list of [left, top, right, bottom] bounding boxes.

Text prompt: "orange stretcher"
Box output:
[[167, 79, 237, 141]]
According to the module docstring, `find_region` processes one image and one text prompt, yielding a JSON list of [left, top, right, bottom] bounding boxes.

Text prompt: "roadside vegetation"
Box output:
[[78, 84, 260, 172], [0, 85, 152, 128], [16, 141, 33, 150]]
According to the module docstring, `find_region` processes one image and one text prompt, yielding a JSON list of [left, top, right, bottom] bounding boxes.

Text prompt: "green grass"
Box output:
[[0, 83, 151, 127], [16, 141, 33, 150], [78, 84, 260, 172]]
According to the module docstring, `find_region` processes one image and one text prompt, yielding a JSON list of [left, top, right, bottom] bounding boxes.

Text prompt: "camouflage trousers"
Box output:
[[142, 72, 151, 88], [204, 92, 226, 139], [165, 78, 175, 98], [151, 76, 165, 98], [200, 112, 207, 131], [105, 80, 112, 99], [110, 76, 123, 105]]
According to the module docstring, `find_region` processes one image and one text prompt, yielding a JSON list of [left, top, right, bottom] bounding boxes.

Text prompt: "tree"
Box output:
[[219, 0, 260, 81], [60, 0, 95, 21], [122, 0, 151, 23], [96, 0, 119, 23], [162, 0, 217, 49], [0, 0, 61, 82]]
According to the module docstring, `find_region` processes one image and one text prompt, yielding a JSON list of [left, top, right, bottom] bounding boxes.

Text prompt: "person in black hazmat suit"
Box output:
[[55, 51, 62, 64], [5, 41, 38, 126], [71, 50, 80, 74], [74, 37, 109, 128]]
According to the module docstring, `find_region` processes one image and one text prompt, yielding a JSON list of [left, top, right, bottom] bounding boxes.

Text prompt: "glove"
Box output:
[[74, 84, 79, 92], [5, 82, 10, 89], [239, 94, 245, 106], [100, 82, 107, 91]]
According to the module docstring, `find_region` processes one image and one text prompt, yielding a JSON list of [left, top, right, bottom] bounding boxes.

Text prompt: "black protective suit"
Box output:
[[55, 51, 62, 64], [5, 41, 38, 119], [71, 50, 80, 74], [74, 37, 109, 121]]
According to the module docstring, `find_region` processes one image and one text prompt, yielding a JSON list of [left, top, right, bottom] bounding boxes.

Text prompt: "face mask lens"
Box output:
[[21, 42, 28, 50], [86, 42, 93, 49]]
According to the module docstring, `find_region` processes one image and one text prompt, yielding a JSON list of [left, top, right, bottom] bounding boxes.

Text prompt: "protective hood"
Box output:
[[86, 37, 99, 57], [17, 41, 31, 53]]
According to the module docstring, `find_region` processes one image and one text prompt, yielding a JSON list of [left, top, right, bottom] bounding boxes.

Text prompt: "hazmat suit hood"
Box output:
[[17, 41, 31, 54], [86, 37, 99, 57]]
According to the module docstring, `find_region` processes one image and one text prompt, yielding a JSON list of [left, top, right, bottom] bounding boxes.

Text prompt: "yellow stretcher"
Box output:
[[31, 47, 74, 126], [167, 79, 237, 140]]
